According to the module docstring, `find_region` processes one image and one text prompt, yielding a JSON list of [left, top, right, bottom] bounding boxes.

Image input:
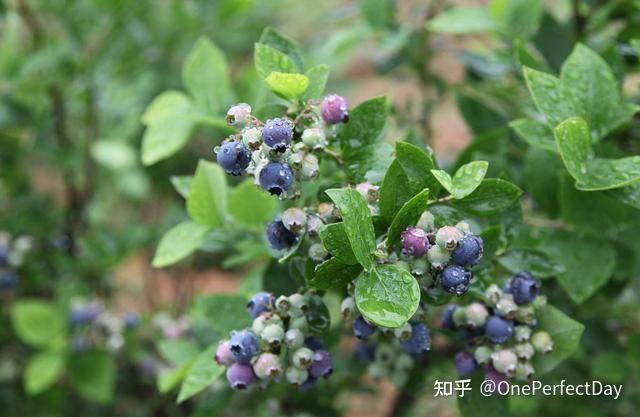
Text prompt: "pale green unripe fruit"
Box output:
[[284, 328, 304, 349], [435, 226, 464, 251], [393, 323, 412, 341], [301, 126, 327, 150], [289, 293, 309, 314], [465, 302, 488, 328], [300, 154, 319, 180], [292, 347, 315, 368], [276, 295, 291, 312], [308, 243, 328, 262], [514, 325, 532, 342], [491, 349, 518, 376], [261, 323, 284, 346], [367, 362, 389, 380], [515, 362, 535, 382], [452, 306, 467, 327], [306, 215, 325, 238], [410, 259, 429, 277], [427, 245, 450, 270], [340, 297, 356, 319], [455, 221, 471, 234], [514, 343, 535, 360], [253, 353, 282, 379], [282, 207, 306, 233], [496, 294, 518, 319], [286, 366, 309, 385], [289, 316, 309, 332], [515, 305, 536, 325], [474, 346, 492, 365], [531, 331, 554, 353], [417, 211, 435, 232], [484, 284, 502, 306]]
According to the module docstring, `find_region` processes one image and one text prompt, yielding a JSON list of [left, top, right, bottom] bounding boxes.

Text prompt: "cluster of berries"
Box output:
[[343, 298, 430, 386], [68, 299, 140, 352], [215, 95, 349, 199], [0, 232, 33, 291], [395, 211, 484, 297], [215, 291, 333, 390], [442, 272, 553, 385], [264, 206, 331, 260], [153, 313, 192, 340]]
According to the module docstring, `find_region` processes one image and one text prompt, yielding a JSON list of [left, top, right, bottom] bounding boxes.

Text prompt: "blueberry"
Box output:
[[353, 317, 376, 339], [485, 316, 514, 344], [215, 340, 235, 366], [226, 363, 256, 389], [69, 303, 102, 326], [399, 323, 431, 355], [0, 270, 17, 290], [216, 141, 251, 175], [262, 118, 293, 151], [305, 336, 325, 352], [123, 312, 140, 329], [308, 350, 333, 379], [0, 247, 9, 267], [400, 227, 429, 257], [229, 330, 260, 364], [508, 272, 540, 305], [320, 94, 348, 124], [440, 265, 472, 295], [246, 292, 274, 318], [265, 219, 298, 250], [451, 234, 483, 266], [441, 304, 458, 330], [483, 368, 508, 394], [353, 342, 376, 363], [454, 351, 477, 377], [253, 353, 282, 380], [259, 162, 294, 195]]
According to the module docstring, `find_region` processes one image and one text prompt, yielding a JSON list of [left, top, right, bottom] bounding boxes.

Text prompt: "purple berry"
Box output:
[[440, 265, 472, 295], [484, 367, 508, 394], [400, 227, 429, 257], [226, 363, 256, 389], [485, 316, 514, 344], [399, 323, 431, 355], [265, 219, 298, 250], [229, 330, 260, 363], [309, 350, 333, 378], [451, 234, 483, 266], [298, 375, 317, 391], [353, 317, 376, 339], [216, 141, 251, 175], [259, 162, 294, 195], [262, 118, 293, 152], [454, 351, 477, 377], [441, 304, 458, 330], [321, 94, 349, 124], [508, 272, 540, 305], [305, 337, 325, 352], [247, 292, 274, 318], [215, 340, 235, 366]]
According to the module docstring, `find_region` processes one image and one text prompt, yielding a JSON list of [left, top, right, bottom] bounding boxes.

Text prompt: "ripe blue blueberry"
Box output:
[[441, 304, 458, 330], [440, 265, 472, 295], [226, 363, 256, 389], [308, 349, 333, 378], [259, 162, 294, 195], [508, 272, 540, 305], [454, 351, 477, 377], [69, 303, 102, 326], [229, 330, 260, 363], [353, 317, 376, 339], [216, 141, 251, 175], [400, 227, 429, 257], [265, 219, 298, 250], [247, 291, 274, 318], [305, 336, 325, 352], [451, 234, 484, 266], [321, 94, 349, 124], [399, 323, 431, 354], [262, 118, 293, 152], [123, 312, 140, 329], [485, 315, 514, 344]]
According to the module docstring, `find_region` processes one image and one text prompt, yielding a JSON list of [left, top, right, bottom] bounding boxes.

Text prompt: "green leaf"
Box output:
[[387, 189, 430, 246], [554, 118, 640, 191], [608, 183, 640, 209], [378, 159, 413, 227], [533, 305, 585, 375], [458, 375, 509, 417], [339, 96, 389, 183], [310, 258, 363, 290], [395, 141, 440, 197], [360, 0, 396, 29], [11, 300, 66, 349], [490, 0, 544, 39], [509, 118, 557, 152], [182, 37, 230, 114], [152, 221, 209, 268], [141, 91, 195, 166], [190, 294, 252, 337], [265, 72, 309, 100], [497, 249, 565, 278], [228, 179, 277, 228], [325, 188, 376, 270], [157, 340, 200, 367], [318, 222, 358, 265], [522, 67, 578, 128], [158, 364, 190, 394], [254, 43, 298, 80], [69, 350, 116, 404], [431, 161, 488, 199], [259, 27, 304, 72], [560, 44, 637, 140], [354, 264, 420, 328], [187, 160, 228, 227], [451, 179, 522, 215], [24, 351, 65, 394], [170, 175, 193, 199], [177, 345, 225, 403], [300, 65, 330, 102], [427, 7, 497, 34]]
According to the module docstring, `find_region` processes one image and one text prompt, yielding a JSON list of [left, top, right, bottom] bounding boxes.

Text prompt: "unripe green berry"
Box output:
[[435, 226, 464, 251], [367, 362, 388, 380], [491, 349, 518, 376], [452, 307, 467, 328], [301, 127, 327, 150], [261, 323, 284, 346], [514, 343, 535, 360], [285, 366, 308, 386], [300, 154, 319, 180], [474, 346, 492, 365], [455, 221, 471, 234], [340, 297, 356, 319], [289, 316, 308, 332], [284, 328, 304, 349], [241, 127, 262, 150], [532, 295, 547, 309], [465, 302, 488, 328], [410, 259, 429, 277], [306, 215, 324, 238], [393, 323, 412, 341], [427, 245, 450, 271], [417, 211, 435, 232], [515, 362, 535, 382], [282, 208, 306, 233], [531, 331, 553, 353], [396, 353, 414, 371], [289, 293, 309, 314], [484, 284, 502, 306], [495, 295, 518, 319], [514, 325, 532, 342], [308, 243, 328, 262], [515, 305, 536, 325], [292, 347, 315, 368], [375, 344, 395, 364], [276, 295, 291, 312]]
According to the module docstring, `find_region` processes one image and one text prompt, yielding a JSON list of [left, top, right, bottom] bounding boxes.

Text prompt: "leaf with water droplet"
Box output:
[[354, 264, 420, 328]]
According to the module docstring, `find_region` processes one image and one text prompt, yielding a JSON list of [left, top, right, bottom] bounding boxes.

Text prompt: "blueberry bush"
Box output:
[[2, 1, 640, 416]]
